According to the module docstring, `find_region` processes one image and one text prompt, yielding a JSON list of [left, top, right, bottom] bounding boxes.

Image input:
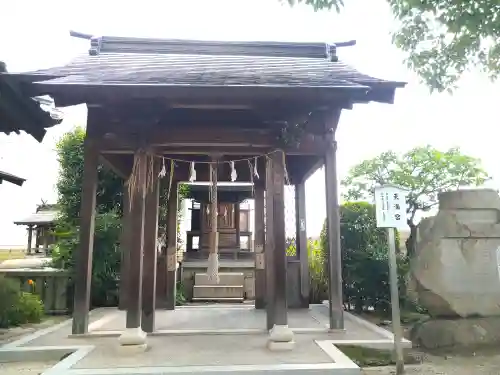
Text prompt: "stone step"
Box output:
[[97, 364, 355, 374], [192, 297, 244, 302], [195, 272, 245, 286], [193, 285, 244, 299]]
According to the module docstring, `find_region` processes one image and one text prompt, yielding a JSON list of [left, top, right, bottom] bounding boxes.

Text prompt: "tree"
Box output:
[[284, 0, 500, 92], [341, 145, 489, 256], [53, 127, 124, 306]]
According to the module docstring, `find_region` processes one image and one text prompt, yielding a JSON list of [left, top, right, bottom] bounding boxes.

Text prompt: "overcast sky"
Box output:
[[1, 0, 499, 247]]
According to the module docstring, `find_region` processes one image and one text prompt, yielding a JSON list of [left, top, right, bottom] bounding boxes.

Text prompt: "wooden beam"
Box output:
[[94, 128, 327, 156], [72, 137, 98, 335], [99, 154, 132, 179], [44, 84, 366, 108]]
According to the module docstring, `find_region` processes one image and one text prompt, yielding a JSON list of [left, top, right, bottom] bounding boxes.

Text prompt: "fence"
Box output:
[[0, 268, 71, 314]]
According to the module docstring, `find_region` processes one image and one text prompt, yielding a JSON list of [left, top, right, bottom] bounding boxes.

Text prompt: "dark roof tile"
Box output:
[[0, 170, 25, 186], [17, 36, 406, 104]]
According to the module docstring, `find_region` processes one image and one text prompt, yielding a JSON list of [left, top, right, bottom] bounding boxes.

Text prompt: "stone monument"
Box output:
[[409, 189, 500, 348]]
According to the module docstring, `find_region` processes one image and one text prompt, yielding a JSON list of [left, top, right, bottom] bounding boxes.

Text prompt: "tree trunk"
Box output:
[[405, 223, 417, 257]]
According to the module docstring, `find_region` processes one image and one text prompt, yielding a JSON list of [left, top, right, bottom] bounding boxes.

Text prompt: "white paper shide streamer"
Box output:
[[158, 157, 167, 178], [253, 157, 259, 179], [189, 162, 197, 182], [230, 161, 237, 182]]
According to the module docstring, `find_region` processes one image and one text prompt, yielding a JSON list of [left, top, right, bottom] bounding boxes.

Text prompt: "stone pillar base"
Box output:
[[118, 327, 148, 354], [267, 324, 295, 351]]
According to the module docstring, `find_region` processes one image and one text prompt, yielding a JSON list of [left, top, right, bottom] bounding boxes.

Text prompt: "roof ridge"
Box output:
[[69, 31, 356, 61]]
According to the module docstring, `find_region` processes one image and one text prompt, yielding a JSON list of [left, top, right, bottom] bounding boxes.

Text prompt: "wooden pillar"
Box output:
[[265, 151, 288, 329], [42, 226, 49, 253], [165, 182, 178, 310], [295, 182, 309, 308], [72, 138, 98, 335], [125, 157, 147, 330], [254, 181, 266, 309], [142, 161, 160, 333], [324, 110, 344, 330], [265, 156, 275, 329], [235, 203, 241, 249], [27, 225, 33, 255], [35, 227, 40, 253], [119, 188, 131, 311]]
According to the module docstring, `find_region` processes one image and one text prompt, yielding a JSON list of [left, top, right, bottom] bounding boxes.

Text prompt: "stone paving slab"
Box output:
[[0, 305, 410, 374], [73, 334, 335, 369]]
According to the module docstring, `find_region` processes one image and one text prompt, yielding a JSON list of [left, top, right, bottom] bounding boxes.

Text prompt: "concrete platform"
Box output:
[[0, 304, 411, 375]]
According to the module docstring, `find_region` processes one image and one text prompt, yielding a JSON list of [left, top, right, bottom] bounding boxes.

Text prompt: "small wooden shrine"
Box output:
[[4, 33, 405, 350], [185, 183, 253, 258], [14, 204, 58, 255]]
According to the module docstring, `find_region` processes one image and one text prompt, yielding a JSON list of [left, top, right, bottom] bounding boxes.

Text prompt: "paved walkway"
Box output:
[[0, 305, 409, 374]]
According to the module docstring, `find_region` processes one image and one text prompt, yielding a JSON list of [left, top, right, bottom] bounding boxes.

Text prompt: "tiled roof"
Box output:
[[0, 170, 25, 186], [19, 35, 405, 104], [14, 210, 58, 225], [0, 62, 63, 142]]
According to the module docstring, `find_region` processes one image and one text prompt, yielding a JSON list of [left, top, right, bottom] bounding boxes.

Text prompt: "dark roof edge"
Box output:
[[69, 30, 356, 61], [0, 170, 26, 186]]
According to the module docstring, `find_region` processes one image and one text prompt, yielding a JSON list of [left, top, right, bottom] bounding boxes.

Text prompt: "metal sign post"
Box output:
[[374, 184, 408, 375]]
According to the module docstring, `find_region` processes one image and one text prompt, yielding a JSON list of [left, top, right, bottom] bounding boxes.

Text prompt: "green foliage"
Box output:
[[308, 239, 328, 303], [52, 211, 122, 307], [175, 282, 187, 306], [342, 146, 489, 256], [319, 202, 408, 313], [284, 0, 500, 92], [389, 0, 500, 92], [10, 292, 44, 325], [0, 277, 44, 328], [284, 0, 344, 12], [54, 127, 124, 307], [55, 127, 123, 225]]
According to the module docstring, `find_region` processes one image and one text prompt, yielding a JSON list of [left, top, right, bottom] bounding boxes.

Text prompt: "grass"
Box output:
[[0, 250, 26, 261], [337, 345, 422, 367]]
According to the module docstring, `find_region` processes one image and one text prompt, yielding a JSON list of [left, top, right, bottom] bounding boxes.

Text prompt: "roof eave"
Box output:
[[30, 81, 379, 107], [0, 74, 63, 142], [0, 171, 26, 186]]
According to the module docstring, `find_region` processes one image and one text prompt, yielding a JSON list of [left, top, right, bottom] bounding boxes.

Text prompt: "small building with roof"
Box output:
[[1, 32, 405, 350], [14, 203, 58, 254]]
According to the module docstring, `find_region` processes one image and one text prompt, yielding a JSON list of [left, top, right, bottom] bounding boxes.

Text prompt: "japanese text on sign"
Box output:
[[374, 185, 408, 229]]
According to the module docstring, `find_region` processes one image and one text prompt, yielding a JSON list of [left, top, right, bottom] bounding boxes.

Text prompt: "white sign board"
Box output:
[[374, 185, 408, 229]]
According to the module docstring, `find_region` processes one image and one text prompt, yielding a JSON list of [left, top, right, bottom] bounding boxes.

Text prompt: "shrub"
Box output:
[[176, 282, 187, 306], [9, 292, 44, 326], [319, 202, 409, 314], [308, 239, 328, 303], [0, 277, 44, 328], [53, 210, 122, 307]]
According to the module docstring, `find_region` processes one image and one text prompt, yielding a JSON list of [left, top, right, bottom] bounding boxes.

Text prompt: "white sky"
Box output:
[[1, 0, 499, 247]]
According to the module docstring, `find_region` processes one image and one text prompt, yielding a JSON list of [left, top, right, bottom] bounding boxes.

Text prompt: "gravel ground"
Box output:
[[0, 361, 56, 375], [363, 352, 500, 375]]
